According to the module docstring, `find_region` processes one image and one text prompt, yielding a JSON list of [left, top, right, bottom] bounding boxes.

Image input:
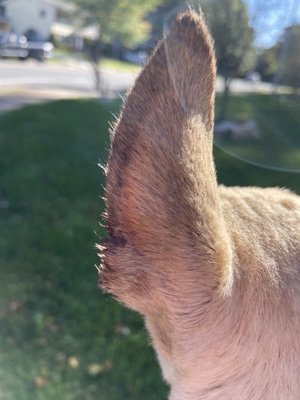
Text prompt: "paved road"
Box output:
[[0, 59, 136, 94], [0, 59, 275, 112], [0, 59, 275, 93]]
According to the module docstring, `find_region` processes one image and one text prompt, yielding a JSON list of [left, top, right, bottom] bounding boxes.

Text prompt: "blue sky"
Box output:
[[245, 0, 300, 47]]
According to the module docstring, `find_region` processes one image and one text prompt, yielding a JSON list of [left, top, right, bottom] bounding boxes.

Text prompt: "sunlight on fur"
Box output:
[[99, 9, 300, 400]]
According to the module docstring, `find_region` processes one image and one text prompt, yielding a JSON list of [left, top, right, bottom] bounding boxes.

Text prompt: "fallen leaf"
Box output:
[[88, 363, 104, 376], [68, 356, 80, 369], [34, 376, 48, 388], [88, 360, 113, 376]]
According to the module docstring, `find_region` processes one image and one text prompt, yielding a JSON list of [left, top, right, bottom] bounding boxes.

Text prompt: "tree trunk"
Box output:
[[89, 39, 102, 95], [219, 76, 231, 121], [91, 58, 101, 93]]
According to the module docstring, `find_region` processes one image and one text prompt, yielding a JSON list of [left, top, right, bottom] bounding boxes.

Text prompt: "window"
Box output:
[[40, 9, 46, 19], [0, 5, 6, 17]]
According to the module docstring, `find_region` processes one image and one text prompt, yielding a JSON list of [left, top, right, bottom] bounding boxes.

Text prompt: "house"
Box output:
[[0, 0, 75, 40]]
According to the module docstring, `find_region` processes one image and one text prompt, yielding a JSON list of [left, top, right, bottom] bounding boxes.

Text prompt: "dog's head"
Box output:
[[98, 12, 236, 396], [97, 9, 300, 400]]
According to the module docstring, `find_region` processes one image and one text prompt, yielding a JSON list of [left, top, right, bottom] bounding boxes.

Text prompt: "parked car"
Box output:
[[0, 32, 54, 61], [0, 32, 28, 59]]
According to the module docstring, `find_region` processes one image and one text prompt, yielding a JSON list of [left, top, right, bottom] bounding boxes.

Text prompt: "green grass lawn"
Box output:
[[101, 58, 140, 73], [0, 95, 299, 400], [0, 99, 166, 400]]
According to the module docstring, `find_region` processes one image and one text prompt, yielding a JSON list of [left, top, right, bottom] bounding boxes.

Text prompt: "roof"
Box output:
[[0, 0, 76, 13], [47, 0, 77, 13]]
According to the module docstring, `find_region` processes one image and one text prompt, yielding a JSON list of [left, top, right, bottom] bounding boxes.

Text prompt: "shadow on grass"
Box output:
[[215, 94, 300, 172], [0, 99, 166, 400]]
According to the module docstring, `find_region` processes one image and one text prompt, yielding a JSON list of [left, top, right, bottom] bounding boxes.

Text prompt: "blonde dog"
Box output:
[[99, 10, 300, 400]]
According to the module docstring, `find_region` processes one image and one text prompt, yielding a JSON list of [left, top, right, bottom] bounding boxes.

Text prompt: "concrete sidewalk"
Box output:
[[0, 86, 100, 113]]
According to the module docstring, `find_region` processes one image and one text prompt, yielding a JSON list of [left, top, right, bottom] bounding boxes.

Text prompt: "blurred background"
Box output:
[[0, 0, 299, 399]]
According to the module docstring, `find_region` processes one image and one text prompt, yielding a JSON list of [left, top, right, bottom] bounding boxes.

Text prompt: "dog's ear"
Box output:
[[100, 11, 232, 309]]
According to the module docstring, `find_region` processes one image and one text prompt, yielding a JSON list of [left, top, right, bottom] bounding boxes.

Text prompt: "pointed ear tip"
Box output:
[[175, 9, 203, 23], [171, 9, 214, 49]]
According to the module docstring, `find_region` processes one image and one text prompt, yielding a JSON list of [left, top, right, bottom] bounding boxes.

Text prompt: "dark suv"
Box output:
[[26, 40, 54, 61]]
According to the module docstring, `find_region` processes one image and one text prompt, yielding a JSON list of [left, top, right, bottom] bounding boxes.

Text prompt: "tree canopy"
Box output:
[[74, 0, 161, 47], [197, 0, 255, 119], [256, 46, 278, 82], [201, 0, 255, 81], [256, 24, 300, 91], [280, 25, 300, 90]]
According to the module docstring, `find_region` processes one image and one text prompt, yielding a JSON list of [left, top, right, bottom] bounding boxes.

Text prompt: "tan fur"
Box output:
[[99, 10, 300, 400]]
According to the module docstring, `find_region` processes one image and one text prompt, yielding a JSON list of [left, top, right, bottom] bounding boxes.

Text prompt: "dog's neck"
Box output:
[[146, 272, 300, 400]]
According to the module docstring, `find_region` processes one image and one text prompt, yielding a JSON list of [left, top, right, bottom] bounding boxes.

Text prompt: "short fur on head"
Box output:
[[99, 10, 300, 400]]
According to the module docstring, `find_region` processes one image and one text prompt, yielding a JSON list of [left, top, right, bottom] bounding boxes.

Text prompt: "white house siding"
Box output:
[[5, 0, 56, 39]]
